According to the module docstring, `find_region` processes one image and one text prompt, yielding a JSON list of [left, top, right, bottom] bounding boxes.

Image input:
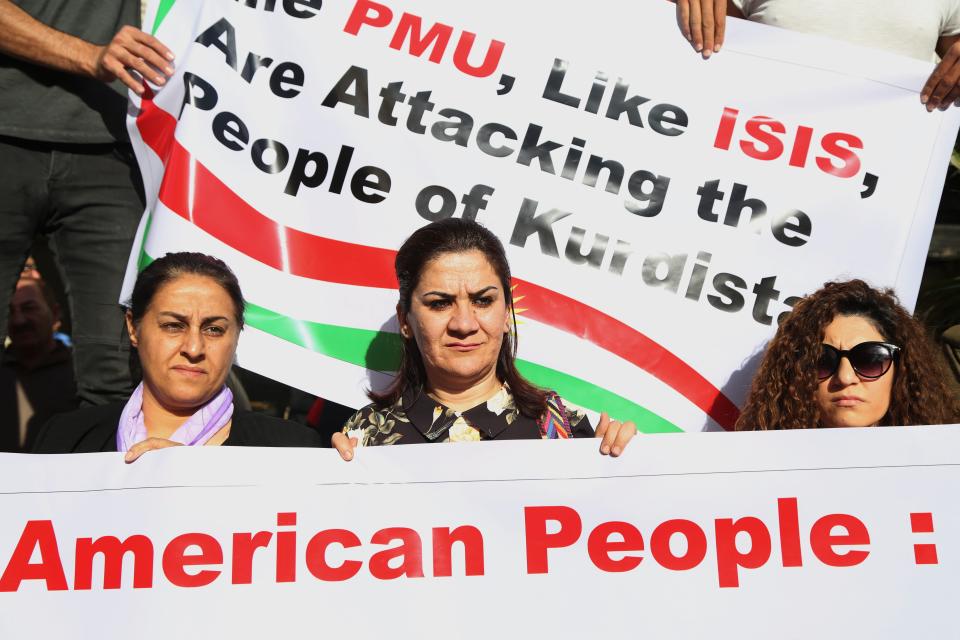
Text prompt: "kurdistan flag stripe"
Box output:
[[137, 96, 737, 430], [134, 88, 740, 430]]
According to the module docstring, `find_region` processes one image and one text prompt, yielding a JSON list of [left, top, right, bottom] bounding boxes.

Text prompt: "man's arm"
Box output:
[[921, 34, 960, 111], [0, 0, 174, 95]]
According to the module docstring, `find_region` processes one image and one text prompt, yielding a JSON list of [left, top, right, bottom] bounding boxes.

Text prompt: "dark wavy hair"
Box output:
[[127, 252, 245, 328], [736, 279, 959, 429], [369, 218, 547, 418]]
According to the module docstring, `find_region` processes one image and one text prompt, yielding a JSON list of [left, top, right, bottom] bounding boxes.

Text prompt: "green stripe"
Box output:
[[151, 0, 177, 35], [246, 303, 403, 373], [140, 255, 680, 432], [137, 211, 155, 272], [515, 360, 681, 433], [247, 303, 680, 433]]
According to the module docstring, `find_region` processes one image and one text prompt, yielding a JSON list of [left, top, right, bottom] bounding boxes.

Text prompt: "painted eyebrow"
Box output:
[[421, 286, 499, 298], [157, 311, 230, 324]]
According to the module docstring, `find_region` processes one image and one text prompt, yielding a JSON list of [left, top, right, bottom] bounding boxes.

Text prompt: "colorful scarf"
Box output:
[[116, 383, 234, 452]]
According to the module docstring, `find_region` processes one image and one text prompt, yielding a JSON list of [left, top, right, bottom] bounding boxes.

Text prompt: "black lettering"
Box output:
[[604, 80, 649, 127], [212, 111, 249, 151], [696, 179, 724, 223], [322, 66, 370, 117], [542, 59, 580, 108], [516, 124, 562, 174], [708, 273, 748, 312], [270, 62, 305, 99], [195, 18, 238, 70], [772, 210, 812, 247], [350, 166, 390, 203], [284, 149, 329, 196], [510, 198, 572, 257], [648, 104, 688, 136], [565, 227, 608, 269]]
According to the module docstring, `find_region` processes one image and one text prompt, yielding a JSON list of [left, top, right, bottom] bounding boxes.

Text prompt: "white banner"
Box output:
[[126, 0, 960, 432], [3, 427, 960, 637]]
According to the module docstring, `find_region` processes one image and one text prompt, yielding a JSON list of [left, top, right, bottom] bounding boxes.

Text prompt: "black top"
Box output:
[[341, 385, 594, 445], [33, 402, 324, 453], [0, 342, 78, 452], [0, 0, 139, 143]]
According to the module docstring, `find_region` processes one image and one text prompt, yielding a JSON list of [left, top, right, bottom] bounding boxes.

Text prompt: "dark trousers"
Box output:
[[0, 136, 144, 406]]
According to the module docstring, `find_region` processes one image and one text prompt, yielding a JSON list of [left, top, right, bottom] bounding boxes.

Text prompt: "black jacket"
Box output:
[[33, 402, 323, 453]]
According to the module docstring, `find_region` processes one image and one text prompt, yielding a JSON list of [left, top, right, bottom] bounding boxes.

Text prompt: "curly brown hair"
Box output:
[[736, 279, 959, 430]]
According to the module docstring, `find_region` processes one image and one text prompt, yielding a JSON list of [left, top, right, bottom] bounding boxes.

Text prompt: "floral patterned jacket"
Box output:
[[341, 385, 593, 446]]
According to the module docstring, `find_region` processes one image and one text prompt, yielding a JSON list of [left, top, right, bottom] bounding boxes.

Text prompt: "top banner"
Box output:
[[126, 0, 960, 432]]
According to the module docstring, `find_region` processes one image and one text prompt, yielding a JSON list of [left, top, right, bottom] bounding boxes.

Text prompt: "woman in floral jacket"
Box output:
[[332, 218, 635, 458]]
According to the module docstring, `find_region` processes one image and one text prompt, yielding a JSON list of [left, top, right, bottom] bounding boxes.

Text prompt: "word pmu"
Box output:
[[344, 0, 505, 78]]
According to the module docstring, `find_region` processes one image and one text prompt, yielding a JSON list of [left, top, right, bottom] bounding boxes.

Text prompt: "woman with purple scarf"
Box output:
[[33, 252, 322, 458]]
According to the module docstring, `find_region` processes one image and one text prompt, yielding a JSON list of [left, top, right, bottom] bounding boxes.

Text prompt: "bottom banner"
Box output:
[[1, 426, 957, 638]]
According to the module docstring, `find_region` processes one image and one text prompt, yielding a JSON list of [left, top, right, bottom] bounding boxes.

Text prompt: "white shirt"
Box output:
[[732, 0, 960, 61]]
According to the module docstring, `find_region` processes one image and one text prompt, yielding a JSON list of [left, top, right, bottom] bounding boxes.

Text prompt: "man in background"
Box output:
[[1, 278, 77, 451], [0, 0, 173, 406]]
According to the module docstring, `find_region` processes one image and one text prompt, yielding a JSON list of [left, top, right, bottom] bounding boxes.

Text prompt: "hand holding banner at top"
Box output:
[[669, 0, 960, 111], [0, 0, 175, 94]]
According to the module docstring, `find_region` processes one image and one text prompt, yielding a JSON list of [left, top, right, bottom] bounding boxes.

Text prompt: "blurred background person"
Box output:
[[1, 277, 77, 452], [736, 279, 959, 430]]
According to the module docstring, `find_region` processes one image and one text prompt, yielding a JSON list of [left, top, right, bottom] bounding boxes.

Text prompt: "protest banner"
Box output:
[[2, 426, 958, 637], [124, 0, 960, 432]]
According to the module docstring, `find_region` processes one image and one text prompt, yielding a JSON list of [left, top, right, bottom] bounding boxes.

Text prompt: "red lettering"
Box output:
[[713, 106, 739, 150], [788, 125, 814, 168], [389, 14, 453, 63], [161, 533, 223, 588], [587, 521, 643, 572], [74, 535, 154, 589], [344, 0, 393, 35], [0, 520, 67, 592], [740, 116, 786, 161], [432, 526, 485, 577], [777, 498, 803, 567], [649, 519, 707, 571], [810, 514, 870, 567], [276, 511, 297, 583], [452, 31, 504, 78], [524, 506, 582, 574], [305, 529, 362, 581], [230, 532, 271, 585], [816, 132, 863, 179], [369, 527, 424, 579], [715, 106, 864, 179], [714, 517, 771, 588]]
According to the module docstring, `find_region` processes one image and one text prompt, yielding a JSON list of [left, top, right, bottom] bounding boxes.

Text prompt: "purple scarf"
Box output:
[[116, 383, 234, 452]]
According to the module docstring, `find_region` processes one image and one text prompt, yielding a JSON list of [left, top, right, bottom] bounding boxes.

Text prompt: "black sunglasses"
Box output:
[[817, 342, 900, 381]]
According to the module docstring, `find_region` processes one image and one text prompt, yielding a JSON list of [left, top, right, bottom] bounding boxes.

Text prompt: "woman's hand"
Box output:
[[671, 0, 728, 58], [331, 432, 359, 461], [595, 412, 637, 457], [124, 437, 182, 463]]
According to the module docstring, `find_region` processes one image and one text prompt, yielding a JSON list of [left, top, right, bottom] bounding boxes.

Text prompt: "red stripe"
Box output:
[[513, 279, 740, 427], [136, 97, 739, 428], [139, 91, 398, 287]]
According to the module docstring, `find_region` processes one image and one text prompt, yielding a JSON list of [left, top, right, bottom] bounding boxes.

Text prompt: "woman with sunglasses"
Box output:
[[736, 279, 958, 429]]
